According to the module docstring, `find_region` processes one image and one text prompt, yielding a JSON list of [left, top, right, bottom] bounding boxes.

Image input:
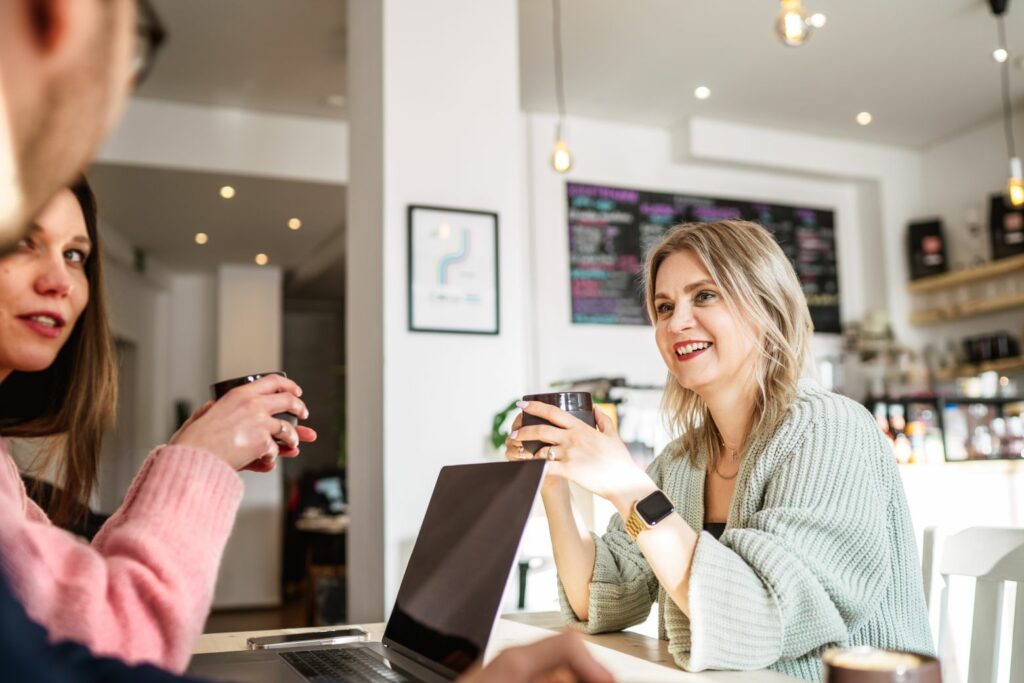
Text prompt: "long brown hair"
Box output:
[[0, 177, 118, 526], [642, 220, 812, 468]]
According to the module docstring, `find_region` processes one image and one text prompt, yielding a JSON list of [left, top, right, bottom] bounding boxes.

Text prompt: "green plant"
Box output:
[[489, 398, 521, 450]]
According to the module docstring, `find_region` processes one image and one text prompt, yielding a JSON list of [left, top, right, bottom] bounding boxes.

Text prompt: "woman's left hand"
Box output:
[[509, 401, 653, 503]]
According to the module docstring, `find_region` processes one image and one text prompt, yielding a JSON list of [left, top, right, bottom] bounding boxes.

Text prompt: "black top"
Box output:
[[703, 522, 727, 540]]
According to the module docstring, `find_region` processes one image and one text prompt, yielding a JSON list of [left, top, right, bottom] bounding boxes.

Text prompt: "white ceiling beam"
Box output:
[[98, 97, 348, 185]]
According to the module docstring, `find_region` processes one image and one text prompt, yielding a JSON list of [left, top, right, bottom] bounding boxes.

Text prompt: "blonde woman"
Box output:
[[506, 220, 932, 682]]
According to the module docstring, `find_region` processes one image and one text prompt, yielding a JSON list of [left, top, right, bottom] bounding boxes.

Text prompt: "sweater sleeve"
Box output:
[[0, 444, 243, 673], [670, 402, 894, 672], [558, 456, 663, 634]]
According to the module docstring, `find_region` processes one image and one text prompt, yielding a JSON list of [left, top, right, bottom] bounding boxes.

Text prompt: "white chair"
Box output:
[[932, 526, 1024, 683]]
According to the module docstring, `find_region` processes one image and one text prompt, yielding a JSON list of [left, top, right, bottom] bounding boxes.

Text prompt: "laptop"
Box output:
[[188, 460, 547, 683]]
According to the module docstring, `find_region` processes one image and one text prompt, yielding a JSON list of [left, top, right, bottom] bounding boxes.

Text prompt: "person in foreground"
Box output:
[[507, 220, 934, 682]]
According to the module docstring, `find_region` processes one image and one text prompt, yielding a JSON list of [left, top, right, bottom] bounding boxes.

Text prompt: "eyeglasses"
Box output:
[[133, 0, 166, 86]]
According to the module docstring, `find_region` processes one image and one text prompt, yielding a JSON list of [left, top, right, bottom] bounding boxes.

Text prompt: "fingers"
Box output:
[[247, 373, 303, 397], [295, 425, 318, 443], [257, 392, 309, 421], [266, 417, 300, 450], [512, 424, 564, 447], [511, 413, 524, 430], [593, 408, 617, 436], [517, 401, 583, 429], [243, 454, 277, 473]]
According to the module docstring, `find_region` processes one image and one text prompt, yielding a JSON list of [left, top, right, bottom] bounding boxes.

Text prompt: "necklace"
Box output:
[[712, 436, 740, 481]]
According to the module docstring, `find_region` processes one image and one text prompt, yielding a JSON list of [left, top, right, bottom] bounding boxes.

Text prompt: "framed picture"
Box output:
[[407, 205, 500, 334]]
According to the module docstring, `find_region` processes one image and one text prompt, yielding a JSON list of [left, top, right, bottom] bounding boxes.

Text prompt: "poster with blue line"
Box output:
[[408, 205, 499, 334]]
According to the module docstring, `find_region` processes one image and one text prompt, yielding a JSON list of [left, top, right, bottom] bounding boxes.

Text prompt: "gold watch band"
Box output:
[[625, 503, 648, 541]]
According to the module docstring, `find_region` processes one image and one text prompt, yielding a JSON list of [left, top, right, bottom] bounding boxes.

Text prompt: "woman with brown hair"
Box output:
[[506, 220, 933, 682], [0, 178, 316, 673]]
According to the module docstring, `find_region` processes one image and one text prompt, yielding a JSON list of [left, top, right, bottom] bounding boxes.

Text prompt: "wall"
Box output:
[[212, 264, 285, 607], [918, 113, 1024, 350], [347, 0, 529, 619]]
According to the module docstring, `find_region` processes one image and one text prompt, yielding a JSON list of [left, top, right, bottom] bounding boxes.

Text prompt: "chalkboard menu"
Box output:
[[568, 182, 840, 333]]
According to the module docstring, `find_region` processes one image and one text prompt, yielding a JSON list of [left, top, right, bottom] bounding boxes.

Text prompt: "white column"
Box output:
[[347, 0, 528, 620], [212, 263, 284, 607]]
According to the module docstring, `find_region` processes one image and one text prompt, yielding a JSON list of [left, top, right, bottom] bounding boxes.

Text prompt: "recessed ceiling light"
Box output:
[[288, 218, 302, 231], [325, 94, 347, 108], [219, 185, 236, 199], [255, 253, 269, 266], [809, 13, 827, 28], [856, 111, 873, 126], [994, 48, 1009, 63], [194, 232, 209, 245], [694, 86, 711, 100]]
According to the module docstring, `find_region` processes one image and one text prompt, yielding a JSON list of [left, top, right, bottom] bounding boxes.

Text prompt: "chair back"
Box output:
[[935, 526, 1024, 683]]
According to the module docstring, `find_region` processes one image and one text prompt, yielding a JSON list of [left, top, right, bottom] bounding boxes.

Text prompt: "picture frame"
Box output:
[[407, 205, 500, 335]]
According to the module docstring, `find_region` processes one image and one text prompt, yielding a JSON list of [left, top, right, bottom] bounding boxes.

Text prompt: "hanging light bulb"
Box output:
[[1009, 157, 1024, 206], [775, 0, 812, 47], [991, 3, 1024, 207], [550, 0, 574, 173], [551, 139, 573, 173]]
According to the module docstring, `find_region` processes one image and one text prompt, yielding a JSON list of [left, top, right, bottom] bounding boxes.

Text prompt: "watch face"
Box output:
[[637, 490, 674, 525]]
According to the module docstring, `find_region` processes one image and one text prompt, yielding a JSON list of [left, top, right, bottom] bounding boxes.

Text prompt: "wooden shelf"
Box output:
[[907, 253, 1024, 294], [934, 355, 1024, 380], [910, 291, 1024, 325]]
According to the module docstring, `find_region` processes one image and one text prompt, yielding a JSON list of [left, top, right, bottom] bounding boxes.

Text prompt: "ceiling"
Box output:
[[137, 0, 1024, 148], [88, 164, 346, 293], [137, 0, 347, 119], [520, 0, 1024, 148]]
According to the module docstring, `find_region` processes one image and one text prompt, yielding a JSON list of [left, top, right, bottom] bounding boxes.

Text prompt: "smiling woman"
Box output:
[[504, 220, 934, 682], [0, 178, 117, 527], [0, 177, 317, 671]]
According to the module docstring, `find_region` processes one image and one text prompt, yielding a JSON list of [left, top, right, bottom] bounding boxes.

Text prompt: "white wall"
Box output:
[[168, 273, 218, 418], [918, 113, 1024, 349], [212, 264, 285, 608], [347, 0, 529, 620]]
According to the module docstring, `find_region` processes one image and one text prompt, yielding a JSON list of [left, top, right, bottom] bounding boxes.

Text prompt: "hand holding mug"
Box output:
[[507, 399, 648, 502], [170, 373, 317, 471]]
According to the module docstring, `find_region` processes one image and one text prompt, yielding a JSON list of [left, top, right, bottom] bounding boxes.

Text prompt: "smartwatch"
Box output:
[[625, 490, 675, 541]]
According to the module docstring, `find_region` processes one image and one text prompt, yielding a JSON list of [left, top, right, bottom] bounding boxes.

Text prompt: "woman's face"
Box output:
[[652, 249, 758, 397], [0, 189, 91, 380]]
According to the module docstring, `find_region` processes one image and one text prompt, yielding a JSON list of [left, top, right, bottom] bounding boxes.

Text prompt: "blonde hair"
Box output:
[[642, 220, 812, 467]]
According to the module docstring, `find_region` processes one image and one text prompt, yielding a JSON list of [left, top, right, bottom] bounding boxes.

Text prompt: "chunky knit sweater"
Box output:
[[0, 440, 243, 673], [559, 380, 934, 682]]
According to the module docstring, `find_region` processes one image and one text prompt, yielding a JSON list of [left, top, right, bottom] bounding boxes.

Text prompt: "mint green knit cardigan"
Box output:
[[559, 380, 934, 682]]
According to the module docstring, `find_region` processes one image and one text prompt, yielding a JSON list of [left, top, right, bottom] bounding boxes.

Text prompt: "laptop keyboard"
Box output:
[[280, 647, 418, 683]]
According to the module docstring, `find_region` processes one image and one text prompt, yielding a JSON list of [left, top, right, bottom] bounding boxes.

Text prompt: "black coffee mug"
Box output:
[[520, 391, 596, 455], [211, 371, 298, 444]]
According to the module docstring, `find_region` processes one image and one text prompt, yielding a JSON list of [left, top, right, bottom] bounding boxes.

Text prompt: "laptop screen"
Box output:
[[382, 460, 546, 678]]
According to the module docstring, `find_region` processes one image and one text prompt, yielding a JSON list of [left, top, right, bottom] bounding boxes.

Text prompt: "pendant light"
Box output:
[[775, 0, 812, 47], [550, 0, 573, 173], [990, 0, 1024, 206]]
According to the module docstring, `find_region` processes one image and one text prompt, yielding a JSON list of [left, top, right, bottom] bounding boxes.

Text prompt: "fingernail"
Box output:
[[509, 430, 518, 439], [303, 409, 310, 419], [516, 400, 528, 409]]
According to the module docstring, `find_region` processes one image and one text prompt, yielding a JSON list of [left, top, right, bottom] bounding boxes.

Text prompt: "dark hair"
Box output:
[[0, 176, 118, 526]]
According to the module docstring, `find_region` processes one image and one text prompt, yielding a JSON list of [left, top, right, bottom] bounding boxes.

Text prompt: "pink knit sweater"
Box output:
[[0, 440, 243, 673]]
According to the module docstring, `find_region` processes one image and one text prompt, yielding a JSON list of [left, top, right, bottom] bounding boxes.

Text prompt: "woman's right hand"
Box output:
[[169, 374, 311, 471]]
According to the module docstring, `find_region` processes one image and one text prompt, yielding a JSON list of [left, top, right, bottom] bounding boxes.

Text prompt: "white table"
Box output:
[[195, 612, 803, 682]]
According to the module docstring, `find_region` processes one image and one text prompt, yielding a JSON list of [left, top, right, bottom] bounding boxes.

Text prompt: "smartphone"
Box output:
[[246, 628, 370, 650]]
